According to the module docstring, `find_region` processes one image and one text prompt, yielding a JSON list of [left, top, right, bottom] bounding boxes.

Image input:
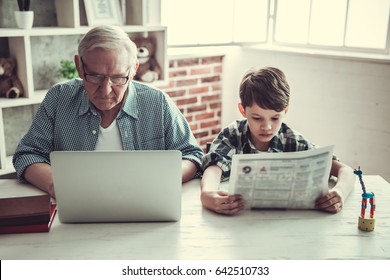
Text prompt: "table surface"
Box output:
[[1, 175, 389, 260]]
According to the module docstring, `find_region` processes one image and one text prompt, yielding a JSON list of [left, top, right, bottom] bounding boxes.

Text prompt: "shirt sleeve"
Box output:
[[162, 93, 204, 174], [12, 88, 59, 182], [202, 122, 241, 180]]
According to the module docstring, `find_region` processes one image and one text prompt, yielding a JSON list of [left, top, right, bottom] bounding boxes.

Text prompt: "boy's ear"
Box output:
[[238, 103, 246, 117], [284, 105, 289, 114]]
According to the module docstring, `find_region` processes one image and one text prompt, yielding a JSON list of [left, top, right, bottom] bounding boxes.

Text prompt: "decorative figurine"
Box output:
[[354, 167, 376, 231]]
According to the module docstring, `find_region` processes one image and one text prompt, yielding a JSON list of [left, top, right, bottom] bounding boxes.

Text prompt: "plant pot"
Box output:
[[14, 11, 34, 29]]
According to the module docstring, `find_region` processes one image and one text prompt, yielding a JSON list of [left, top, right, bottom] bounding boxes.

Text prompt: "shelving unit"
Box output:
[[0, 0, 167, 176]]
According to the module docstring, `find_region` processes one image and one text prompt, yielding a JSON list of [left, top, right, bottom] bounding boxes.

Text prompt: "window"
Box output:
[[275, 0, 390, 52], [160, 0, 269, 46], [160, 0, 390, 56], [345, 0, 390, 49]]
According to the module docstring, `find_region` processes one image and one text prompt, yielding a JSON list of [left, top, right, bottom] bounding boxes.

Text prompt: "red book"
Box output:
[[0, 203, 57, 234], [0, 179, 56, 234], [0, 194, 51, 226]]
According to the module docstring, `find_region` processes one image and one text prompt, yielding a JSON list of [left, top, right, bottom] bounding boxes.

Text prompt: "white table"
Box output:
[[1, 175, 389, 259]]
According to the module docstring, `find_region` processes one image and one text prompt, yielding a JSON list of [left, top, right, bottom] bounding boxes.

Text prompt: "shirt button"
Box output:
[[92, 130, 97, 135]]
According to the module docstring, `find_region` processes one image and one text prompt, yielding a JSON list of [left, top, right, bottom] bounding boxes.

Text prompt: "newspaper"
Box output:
[[228, 145, 334, 210]]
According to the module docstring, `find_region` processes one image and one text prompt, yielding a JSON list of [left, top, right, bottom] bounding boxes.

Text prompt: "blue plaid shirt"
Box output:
[[202, 119, 316, 180], [13, 79, 203, 180]]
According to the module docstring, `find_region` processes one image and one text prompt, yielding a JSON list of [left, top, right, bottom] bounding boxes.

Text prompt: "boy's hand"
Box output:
[[315, 189, 344, 214], [201, 191, 244, 215]]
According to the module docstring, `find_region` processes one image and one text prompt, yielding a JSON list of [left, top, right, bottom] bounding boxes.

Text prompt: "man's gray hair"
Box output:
[[78, 25, 138, 77]]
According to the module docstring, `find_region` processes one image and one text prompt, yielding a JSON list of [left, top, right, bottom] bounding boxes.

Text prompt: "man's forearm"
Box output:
[[23, 162, 55, 197], [181, 160, 198, 183]]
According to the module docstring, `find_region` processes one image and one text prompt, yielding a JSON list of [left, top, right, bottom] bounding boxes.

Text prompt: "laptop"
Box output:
[[228, 146, 334, 210], [50, 150, 182, 223]]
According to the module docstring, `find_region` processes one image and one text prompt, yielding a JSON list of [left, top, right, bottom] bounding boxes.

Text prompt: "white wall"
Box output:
[[222, 47, 390, 182]]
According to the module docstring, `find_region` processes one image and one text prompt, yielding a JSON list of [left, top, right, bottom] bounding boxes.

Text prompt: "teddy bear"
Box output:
[[132, 36, 161, 83], [0, 57, 24, 98]]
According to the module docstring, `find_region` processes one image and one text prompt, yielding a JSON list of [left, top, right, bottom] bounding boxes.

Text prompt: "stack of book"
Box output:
[[0, 180, 57, 234]]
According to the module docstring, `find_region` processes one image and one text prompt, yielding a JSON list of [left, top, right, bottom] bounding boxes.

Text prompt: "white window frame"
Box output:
[[159, 0, 390, 59], [272, 0, 390, 55]]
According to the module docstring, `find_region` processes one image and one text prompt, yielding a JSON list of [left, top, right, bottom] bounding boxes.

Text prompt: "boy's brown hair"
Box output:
[[239, 67, 290, 112]]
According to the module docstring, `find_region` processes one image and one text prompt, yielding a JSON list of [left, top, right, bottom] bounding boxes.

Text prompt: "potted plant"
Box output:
[[59, 60, 78, 80], [14, 0, 34, 29]]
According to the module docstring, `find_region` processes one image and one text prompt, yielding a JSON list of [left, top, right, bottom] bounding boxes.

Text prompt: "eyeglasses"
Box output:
[[80, 57, 130, 86]]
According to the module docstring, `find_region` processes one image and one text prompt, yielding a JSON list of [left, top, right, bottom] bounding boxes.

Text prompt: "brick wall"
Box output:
[[158, 56, 224, 152]]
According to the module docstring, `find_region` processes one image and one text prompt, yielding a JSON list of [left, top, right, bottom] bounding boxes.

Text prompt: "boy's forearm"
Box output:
[[201, 165, 223, 191], [332, 163, 356, 200]]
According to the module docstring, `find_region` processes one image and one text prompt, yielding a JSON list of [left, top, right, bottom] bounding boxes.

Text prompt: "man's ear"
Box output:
[[74, 55, 82, 77], [130, 61, 139, 79], [238, 103, 246, 118]]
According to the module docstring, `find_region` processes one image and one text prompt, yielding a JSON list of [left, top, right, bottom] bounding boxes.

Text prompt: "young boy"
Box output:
[[201, 67, 355, 215]]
